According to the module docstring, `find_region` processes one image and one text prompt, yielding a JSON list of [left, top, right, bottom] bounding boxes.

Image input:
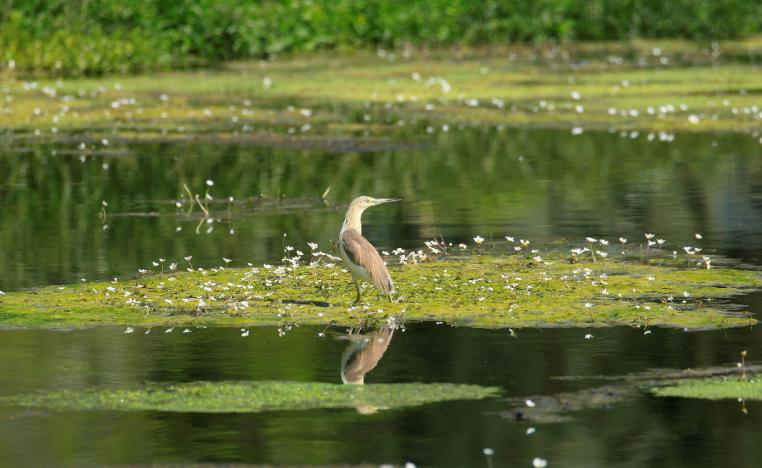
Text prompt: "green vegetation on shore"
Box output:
[[1, 249, 759, 330], [2, 1, 760, 76]]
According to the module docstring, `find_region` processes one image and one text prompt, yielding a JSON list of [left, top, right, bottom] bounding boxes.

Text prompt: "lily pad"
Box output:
[[0, 251, 759, 330], [0, 381, 499, 414]]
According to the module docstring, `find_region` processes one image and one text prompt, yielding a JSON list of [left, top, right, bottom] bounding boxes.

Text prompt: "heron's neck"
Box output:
[[341, 208, 364, 235]]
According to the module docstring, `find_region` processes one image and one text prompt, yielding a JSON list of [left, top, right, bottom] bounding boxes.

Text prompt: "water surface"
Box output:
[[1, 314, 762, 466], [1, 128, 761, 290], [2, 127, 762, 466]]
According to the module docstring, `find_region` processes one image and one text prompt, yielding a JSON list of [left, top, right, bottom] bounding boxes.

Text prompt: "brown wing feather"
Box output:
[[341, 229, 394, 294]]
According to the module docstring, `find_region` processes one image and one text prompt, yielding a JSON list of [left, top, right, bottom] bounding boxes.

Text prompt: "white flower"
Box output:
[[505, 236, 515, 242], [533, 457, 548, 468], [695, 233, 703, 239], [586, 237, 597, 243], [483, 448, 494, 456], [585, 333, 593, 340], [458, 243, 467, 250], [619, 237, 627, 244], [223, 258, 232, 263], [645, 233, 655, 239], [206, 179, 214, 186], [473, 236, 485, 245], [525, 399, 536, 407], [599, 239, 609, 246], [308, 242, 318, 250]]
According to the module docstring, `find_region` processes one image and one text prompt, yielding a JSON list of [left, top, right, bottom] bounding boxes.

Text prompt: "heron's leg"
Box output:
[[352, 279, 362, 305]]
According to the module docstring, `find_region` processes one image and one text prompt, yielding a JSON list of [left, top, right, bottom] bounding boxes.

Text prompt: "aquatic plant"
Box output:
[[0, 380, 500, 413], [0, 244, 759, 330], [651, 377, 762, 401]]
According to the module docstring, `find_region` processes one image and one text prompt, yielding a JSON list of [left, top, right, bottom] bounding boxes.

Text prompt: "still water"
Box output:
[[1, 128, 761, 290], [1, 127, 762, 466], [1, 315, 762, 466]]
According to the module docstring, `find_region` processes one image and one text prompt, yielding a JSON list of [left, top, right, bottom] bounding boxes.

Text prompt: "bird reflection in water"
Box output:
[[340, 322, 395, 385]]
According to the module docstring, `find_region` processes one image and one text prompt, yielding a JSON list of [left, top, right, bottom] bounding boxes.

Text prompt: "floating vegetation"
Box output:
[[2, 46, 762, 145], [0, 381, 499, 414], [0, 243, 759, 330], [651, 377, 762, 401], [503, 365, 761, 422]]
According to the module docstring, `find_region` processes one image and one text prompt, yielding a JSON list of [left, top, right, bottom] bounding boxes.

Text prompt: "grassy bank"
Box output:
[[2, 1, 760, 76], [1, 41, 762, 141]]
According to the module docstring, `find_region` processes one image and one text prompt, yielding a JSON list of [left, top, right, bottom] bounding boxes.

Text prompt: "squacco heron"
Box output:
[[338, 196, 400, 304]]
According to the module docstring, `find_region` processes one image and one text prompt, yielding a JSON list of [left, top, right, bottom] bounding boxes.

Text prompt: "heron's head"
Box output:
[[350, 196, 400, 211]]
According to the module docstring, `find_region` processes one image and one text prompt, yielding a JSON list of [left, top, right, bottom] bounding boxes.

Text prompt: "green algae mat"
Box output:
[[5, 44, 762, 139], [652, 377, 762, 401], [0, 381, 498, 414], [1, 250, 759, 330]]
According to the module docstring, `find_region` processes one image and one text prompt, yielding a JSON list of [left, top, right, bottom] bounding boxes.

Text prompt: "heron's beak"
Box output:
[[373, 198, 401, 205]]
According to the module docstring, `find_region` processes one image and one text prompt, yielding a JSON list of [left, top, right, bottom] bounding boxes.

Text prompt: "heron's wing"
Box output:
[[341, 229, 394, 294]]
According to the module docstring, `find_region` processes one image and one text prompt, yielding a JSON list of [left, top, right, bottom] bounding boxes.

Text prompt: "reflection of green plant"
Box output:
[[0, 380, 499, 413], [3, 127, 762, 293]]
